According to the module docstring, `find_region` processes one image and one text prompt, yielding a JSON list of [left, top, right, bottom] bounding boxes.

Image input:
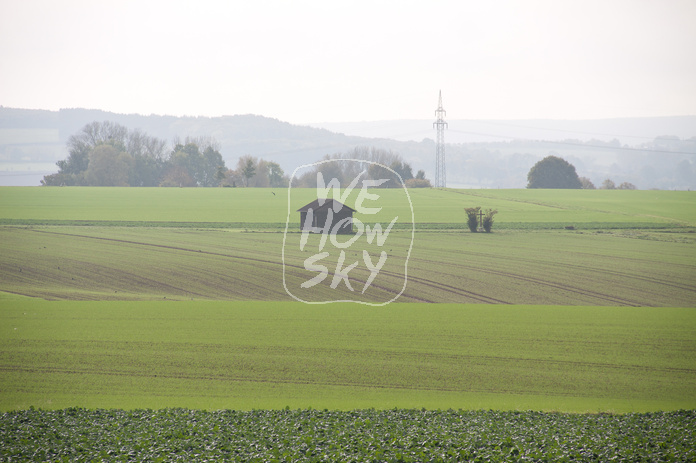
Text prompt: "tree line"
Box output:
[[42, 121, 430, 188], [40, 121, 295, 188], [527, 155, 636, 190], [292, 147, 431, 189], [40, 121, 223, 187]]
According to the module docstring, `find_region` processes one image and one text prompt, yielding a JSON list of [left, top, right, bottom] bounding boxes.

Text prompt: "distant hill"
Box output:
[[310, 116, 696, 144], [0, 107, 380, 186], [1, 107, 694, 189]]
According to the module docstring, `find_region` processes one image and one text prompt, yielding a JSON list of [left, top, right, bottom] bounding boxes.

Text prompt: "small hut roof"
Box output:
[[297, 198, 355, 213]]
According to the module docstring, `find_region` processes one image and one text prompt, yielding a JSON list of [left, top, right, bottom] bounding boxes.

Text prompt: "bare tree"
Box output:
[[579, 177, 596, 189], [601, 179, 616, 189]]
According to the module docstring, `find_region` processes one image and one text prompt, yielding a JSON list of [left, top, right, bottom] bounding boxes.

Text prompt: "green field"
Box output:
[[1, 186, 694, 227], [1, 187, 695, 416], [2, 299, 694, 412]]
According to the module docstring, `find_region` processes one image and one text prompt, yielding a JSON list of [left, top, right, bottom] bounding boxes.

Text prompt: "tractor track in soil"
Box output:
[[452, 248, 696, 294], [3, 344, 693, 394], [411, 255, 645, 306], [382, 270, 509, 304], [28, 229, 439, 303], [465, 266, 642, 306], [0, 365, 553, 395], [29, 229, 513, 304], [27, 229, 640, 306], [30, 228, 675, 305], [26, 229, 647, 305]]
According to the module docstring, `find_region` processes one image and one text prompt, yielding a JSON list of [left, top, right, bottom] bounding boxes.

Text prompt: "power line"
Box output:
[[447, 129, 696, 156], [460, 119, 659, 141], [0, 171, 52, 176]]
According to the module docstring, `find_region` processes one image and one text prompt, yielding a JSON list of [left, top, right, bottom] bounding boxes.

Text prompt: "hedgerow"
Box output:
[[1, 408, 694, 462]]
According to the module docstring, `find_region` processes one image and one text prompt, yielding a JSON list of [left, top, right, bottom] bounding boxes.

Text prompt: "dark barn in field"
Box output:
[[298, 199, 355, 234]]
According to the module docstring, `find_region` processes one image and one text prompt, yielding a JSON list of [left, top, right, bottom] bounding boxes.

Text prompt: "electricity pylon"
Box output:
[[433, 90, 447, 188]]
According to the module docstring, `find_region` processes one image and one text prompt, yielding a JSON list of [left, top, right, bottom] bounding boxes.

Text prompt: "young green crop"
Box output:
[[1, 187, 694, 226], [1, 300, 694, 412]]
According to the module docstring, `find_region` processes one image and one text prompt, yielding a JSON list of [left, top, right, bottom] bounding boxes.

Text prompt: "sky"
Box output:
[[1, 0, 695, 124]]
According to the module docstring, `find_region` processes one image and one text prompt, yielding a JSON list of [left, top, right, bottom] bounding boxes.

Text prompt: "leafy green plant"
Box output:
[[482, 208, 498, 232], [1, 408, 694, 462], [464, 206, 480, 232]]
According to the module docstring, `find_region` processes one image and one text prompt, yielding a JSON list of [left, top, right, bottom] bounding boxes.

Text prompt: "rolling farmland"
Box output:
[[1, 186, 695, 459], [0, 225, 693, 305]]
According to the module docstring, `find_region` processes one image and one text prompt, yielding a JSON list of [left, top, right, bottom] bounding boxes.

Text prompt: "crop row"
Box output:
[[1, 408, 694, 462], [2, 225, 694, 305]]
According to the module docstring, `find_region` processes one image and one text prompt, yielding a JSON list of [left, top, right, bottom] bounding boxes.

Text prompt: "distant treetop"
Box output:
[[527, 155, 582, 189]]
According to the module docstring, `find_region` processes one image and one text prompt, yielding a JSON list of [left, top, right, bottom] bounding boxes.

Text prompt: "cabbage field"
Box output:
[[2, 408, 694, 462]]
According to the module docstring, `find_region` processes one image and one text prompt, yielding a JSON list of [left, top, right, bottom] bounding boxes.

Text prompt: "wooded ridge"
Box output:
[[1, 107, 694, 189]]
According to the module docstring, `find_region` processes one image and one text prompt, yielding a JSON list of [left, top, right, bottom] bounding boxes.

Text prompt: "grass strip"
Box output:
[[0, 218, 690, 231], [0, 219, 289, 229]]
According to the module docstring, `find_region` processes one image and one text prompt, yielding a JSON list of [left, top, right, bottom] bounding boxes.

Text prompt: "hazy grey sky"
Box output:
[[1, 0, 694, 124]]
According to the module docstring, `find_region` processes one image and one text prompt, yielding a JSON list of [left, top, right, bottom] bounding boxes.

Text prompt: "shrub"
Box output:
[[405, 178, 432, 188], [482, 209, 498, 232], [464, 207, 480, 232]]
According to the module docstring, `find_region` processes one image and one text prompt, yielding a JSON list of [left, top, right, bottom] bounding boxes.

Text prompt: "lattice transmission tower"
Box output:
[[433, 90, 448, 188]]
